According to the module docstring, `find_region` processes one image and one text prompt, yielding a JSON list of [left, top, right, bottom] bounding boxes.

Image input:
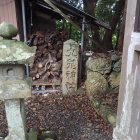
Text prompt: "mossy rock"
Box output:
[[92, 98, 101, 109], [86, 71, 109, 97], [113, 59, 122, 72], [0, 39, 36, 64], [86, 56, 112, 74], [98, 105, 117, 127], [111, 54, 120, 61], [0, 22, 18, 39], [108, 72, 120, 89], [38, 131, 57, 140]]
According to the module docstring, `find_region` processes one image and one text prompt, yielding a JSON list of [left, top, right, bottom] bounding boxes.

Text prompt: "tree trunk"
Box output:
[[118, 0, 127, 52], [83, 0, 98, 15], [83, 0, 101, 51], [102, 0, 125, 51]]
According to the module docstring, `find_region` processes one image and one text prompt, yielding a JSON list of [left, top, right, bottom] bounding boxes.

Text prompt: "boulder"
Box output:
[[109, 72, 120, 89], [86, 57, 112, 74], [86, 71, 109, 96], [99, 105, 116, 127], [113, 59, 122, 72], [91, 94, 117, 127], [111, 54, 120, 61], [85, 55, 121, 127]]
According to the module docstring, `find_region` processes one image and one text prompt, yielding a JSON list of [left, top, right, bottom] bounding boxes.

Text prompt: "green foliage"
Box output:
[[56, 20, 81, 43], [112, 34, 117, 48], [95, 0, 117, 23], [63, 0, 83, 9], [59, 0, 123, 50]]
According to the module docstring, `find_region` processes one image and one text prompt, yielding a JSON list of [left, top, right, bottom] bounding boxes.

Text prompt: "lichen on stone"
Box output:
[[0, 39, 36, 64], [0, 22, 18, 39]]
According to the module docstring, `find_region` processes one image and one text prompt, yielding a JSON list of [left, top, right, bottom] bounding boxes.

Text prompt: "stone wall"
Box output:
[[85, 53, 122, 127]]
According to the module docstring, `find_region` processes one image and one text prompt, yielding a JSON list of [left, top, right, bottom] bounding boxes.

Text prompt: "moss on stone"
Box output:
[[0, 39, 36, 64], [0, 22, 18, 39]]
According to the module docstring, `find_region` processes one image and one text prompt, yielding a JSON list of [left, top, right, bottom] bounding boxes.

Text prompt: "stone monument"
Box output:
[[62, 39, 79, 95], [0, 22, 36, 140]]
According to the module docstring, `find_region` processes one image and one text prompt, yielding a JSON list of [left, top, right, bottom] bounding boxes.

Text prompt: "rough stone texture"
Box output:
[[0, 23, 35, 140], [0, 40, 36, 64], [5, 99, 26, 140], [27, 128, 38, 140], [99, 105, 116, 127], [108, 72, 120, 89], [0, 65, 25, 80], [91, 92, 118, 127], [0, 22, 18, 39], [111, 54, 120, 61], [62, 39, 79, 95], [0, 64, 32, 100], [0, 77, 32, 100], [86, 57, 112, 75], [85, 53, 121, 126], [0, 22, 36, 64], [86, 71, 109, 96], [113, 59, 122, 72]]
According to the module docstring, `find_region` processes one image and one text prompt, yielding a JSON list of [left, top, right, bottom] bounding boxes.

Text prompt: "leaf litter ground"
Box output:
[[0, 93, 113, 140]]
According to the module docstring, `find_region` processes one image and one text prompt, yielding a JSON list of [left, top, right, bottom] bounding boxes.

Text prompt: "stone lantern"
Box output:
[[0, 22, 36, 140]]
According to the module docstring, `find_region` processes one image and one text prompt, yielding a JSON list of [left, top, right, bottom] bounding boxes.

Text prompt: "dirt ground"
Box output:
[[0, 93, 113, 140]]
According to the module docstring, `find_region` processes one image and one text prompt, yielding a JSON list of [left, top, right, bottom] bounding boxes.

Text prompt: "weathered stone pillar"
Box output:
[[5, 100, 26, 140], [62, 39, 79, 95], [0, 22, 36, 140]]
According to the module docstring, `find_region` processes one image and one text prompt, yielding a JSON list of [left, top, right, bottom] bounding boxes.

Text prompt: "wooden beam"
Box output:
[[43, 0, 103, 49], [44, 0, 83, 32]]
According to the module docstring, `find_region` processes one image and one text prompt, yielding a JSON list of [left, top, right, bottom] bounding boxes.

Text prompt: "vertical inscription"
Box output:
[[62, 40, 79, 95]]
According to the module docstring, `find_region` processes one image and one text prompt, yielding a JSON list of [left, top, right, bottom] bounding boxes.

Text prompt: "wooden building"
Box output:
[[0, 0, 18, 28], [0, 0, 111, 93], [0, 0, 110, 41], [113, 0, 140, 139], [3, 0, 140, 139], [0, 0, 20, 39]]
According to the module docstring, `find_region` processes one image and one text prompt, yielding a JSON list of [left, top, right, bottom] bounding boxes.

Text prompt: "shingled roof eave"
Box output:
[[34, 0, 111, 30]]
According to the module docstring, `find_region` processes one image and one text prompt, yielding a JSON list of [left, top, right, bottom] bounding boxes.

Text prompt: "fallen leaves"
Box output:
[[0, 93, 115, 140]]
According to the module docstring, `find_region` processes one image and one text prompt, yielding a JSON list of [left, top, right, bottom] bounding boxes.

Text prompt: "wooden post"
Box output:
[[113, 0, 140, 139]]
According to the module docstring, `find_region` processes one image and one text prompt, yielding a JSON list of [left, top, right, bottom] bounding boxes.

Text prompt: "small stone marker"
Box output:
[[0, 22, 36, 140], [62, 39, 79, 95]]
